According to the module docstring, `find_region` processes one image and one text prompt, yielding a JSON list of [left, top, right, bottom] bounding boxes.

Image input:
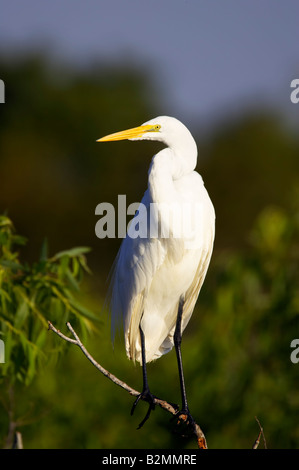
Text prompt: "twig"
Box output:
[[48, 321, 207, 449], [252, 416, 267, 449]]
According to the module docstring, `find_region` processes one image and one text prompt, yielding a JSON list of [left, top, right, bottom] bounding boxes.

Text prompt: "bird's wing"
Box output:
[[181, 232, 214, 332], [110, 189, 177, 355], [182, 191, 215, 333], [110, 181, 215, 362]]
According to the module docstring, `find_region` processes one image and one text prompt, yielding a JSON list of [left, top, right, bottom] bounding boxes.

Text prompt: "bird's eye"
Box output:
[[148, 124, 161, 133]]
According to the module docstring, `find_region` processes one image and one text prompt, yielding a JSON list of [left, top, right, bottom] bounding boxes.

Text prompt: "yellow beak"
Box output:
[[97, 124, 154, 142]]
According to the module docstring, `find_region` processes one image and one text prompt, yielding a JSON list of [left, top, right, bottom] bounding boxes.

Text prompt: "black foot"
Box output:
[[131, 389, 156, 429], [173, 408, 196, 436]]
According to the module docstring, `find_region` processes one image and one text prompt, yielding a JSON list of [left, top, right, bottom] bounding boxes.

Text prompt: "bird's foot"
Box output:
[[173, 408, 196, 436], [131, 388, 156, 429]]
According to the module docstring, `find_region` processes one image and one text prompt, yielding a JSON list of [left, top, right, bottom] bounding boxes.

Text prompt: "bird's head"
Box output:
[[97, 116, 195, 149]]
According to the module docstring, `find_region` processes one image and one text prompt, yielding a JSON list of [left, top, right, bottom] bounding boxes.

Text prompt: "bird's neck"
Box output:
[[170, 139, 198, 179], [148, 143, 197, 205]]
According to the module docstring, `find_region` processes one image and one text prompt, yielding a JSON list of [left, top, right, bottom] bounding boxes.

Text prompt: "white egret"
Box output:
[[97, 116, 215, 428]]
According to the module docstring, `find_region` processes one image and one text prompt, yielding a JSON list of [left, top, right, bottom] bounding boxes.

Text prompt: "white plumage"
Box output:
[[98, 116, 215, 365]]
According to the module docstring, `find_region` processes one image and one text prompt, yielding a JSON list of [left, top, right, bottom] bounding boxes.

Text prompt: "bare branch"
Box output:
[[48, 321, 207, 448], [48, 321, 139, 396], [252, 416, 267, 449], [47, 322, 77, 344]]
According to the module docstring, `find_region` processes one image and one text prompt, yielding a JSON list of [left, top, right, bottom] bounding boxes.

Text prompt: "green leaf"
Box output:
[[12, 234, 27, 246], [65, 268, 80, 292], [0, 216, 13, 228], [35, 328, 47, 349], [0, 259, 23, 271], [13, 286, 48, 328], [14, 300, 29, 329], [25, 342, 37, 385], [51, 246, 91, 261], [78, 255, 92, 275], [0, 287, 11, 304], [39, 237, 49, 262]]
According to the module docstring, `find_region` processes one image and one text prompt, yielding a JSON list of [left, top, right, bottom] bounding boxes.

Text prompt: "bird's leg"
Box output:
[[131, 324, 156, 429], [173, 296, 195, 431]]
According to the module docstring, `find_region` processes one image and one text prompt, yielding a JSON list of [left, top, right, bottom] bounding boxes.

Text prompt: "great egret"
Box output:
[[97, 116, 215, 429]]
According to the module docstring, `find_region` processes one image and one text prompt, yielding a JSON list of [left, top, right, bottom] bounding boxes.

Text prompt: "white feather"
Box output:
[[107, 116, 215, 364]]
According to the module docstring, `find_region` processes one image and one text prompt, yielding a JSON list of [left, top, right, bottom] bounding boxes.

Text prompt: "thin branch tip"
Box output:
[[253, 416, 267, 449]]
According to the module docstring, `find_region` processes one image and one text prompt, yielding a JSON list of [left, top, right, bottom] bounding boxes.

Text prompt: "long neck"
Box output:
[[148, 140, 197, 206], [147, 125, 198, 205], [168, 134, 198, 179]]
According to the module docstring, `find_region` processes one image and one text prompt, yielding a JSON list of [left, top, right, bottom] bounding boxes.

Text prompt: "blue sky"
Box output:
[[1, 0, 298, 127]]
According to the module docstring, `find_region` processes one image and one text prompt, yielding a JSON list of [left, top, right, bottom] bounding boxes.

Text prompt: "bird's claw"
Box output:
[[173, 409, 196, 436], [131, 389, 156, 429]]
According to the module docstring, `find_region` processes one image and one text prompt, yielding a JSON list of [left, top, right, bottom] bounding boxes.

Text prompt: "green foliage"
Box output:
[[1, 52, 299, 448], [2, 203, 297, 449], [0, 215, 98, 388], [184, 204, 299, 448]]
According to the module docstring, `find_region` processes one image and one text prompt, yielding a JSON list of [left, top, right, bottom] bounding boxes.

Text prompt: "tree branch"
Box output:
[[48, 321, 207, 449], [252, 416, 267, 449]]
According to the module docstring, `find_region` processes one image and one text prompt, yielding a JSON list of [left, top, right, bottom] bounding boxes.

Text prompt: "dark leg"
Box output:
[[174, 296, 195, 429], [131, 324, 156, 429]]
